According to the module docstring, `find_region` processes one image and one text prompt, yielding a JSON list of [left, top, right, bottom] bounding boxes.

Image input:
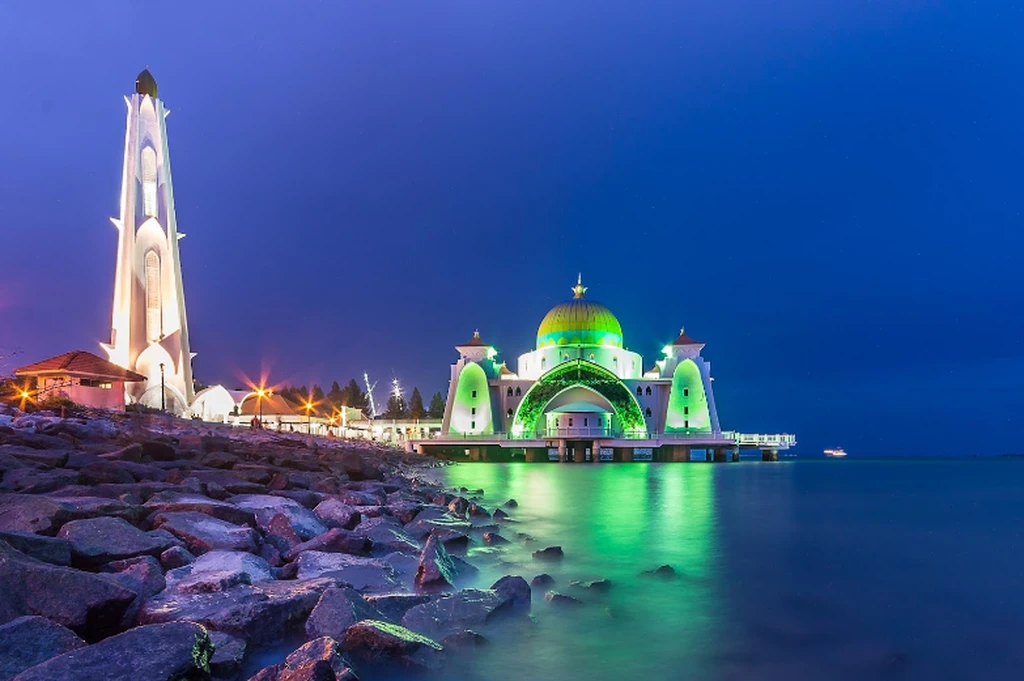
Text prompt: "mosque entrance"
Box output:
[[564, 442, 593, 463]]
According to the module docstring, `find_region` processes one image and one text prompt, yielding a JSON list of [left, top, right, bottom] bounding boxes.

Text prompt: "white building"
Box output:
[[102, 70, 194, 415]]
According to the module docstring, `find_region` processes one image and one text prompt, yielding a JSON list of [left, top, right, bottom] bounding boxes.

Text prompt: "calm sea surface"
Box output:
[[415, 460, 1024, 681]]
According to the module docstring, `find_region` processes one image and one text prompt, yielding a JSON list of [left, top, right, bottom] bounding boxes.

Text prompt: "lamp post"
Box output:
[[159, 363, 165, 412], [305, 400, 314, 435]]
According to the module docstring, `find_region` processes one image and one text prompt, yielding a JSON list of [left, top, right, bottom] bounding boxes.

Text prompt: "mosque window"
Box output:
[[569, 418, 574, 427], [507, 408, 513, 418], [507, 387, 513, 397], [471, 421, 476, 430], [685, 420, 689, 428], [142, 147, 158, 217], [684, 406, 689, 415], [471, 407, 476, 415], [564, 353, 569, 360], [515, 386, 521, 396], [145, 250, 162, 341], [584, 418, 588, 427], [645, 407, 652, 417], [645, 386, 652, 396], [471, 390, 477, 398], [684, 388, 689, 397], [589, 353, 595, 360], [636, 386, 643, 396]]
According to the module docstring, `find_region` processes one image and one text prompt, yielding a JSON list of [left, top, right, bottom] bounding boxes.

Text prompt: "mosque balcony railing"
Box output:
[[433, 430, 796, 446]]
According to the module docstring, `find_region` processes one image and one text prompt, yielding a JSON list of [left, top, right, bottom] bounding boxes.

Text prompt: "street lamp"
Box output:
[[304, 400, 314, 435], [159, 363, 165, 412], [255, 387, 270, 428]]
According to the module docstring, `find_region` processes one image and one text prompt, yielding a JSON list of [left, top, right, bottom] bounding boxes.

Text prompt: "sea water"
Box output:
[[416, 460, 1024, 681]]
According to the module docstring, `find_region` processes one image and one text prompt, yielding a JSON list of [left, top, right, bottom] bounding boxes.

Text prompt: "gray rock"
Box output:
[[447, 497, 469, 517], [284, 528, 370, 562], [209, 630, 247, 680], [0, 539, 135, 639], [440, 629, 489, 650], [355, 516, 420, 554], [640, 564, 676, 579], [531, 573, 554, 588], [504, 498, 518, 508], [387, 502, 422, 525], [168, 550, 274, 593], [251, 636, 357, 681], [0, 531, 72, 566], [533, 546, 564, 561], [306, 586, 385, 639], [570, 578, 612, 592], [312, 499, 361, 530], [364, 593, 432, 623], [295, 551, 398, 593], [482, 532, 508, 546], [544, 590, 583, 607], [144, 491, 255, 527], [491, 575, 531, 611], [58, 516, 173, 567], [415, 533, 457, 591], [11, 621, 213, 681], [101, 554, 167, 600], [138, 577, 341, 644], [492, 507, 508, 520], [78, 461, 135, 485], [467, 502, 490, 518], [150, 511, 259, 554], [341, 620, 442, 670], [0, 494, 139, 536], [0, 616, 84, 680], [159, 544, 195, 569], [230, 494, 327, 540], [401, 589, 515, 639]]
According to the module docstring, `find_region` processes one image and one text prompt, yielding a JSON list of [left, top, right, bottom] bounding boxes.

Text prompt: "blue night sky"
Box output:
[[1, 2, 1022, 456]]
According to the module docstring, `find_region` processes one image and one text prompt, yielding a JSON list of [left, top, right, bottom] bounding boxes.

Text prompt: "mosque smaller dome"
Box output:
[[536, 275, 623, 349], [135, 69, 158, 98]]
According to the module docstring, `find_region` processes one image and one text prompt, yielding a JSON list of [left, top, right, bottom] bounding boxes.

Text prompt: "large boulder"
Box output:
[[305, 586, 385, 639], [208, 630, 247, 680], [401, 589, 516, 639], [230, 494, 328, 540], [0, 539, 135, 639], [138, 577, 341, 644], [250, 636, 357, 681], [284, 528, 371, 561], [355, 516, 419, 554], [312, 499, 361, 531], [78, 461, 135, 485], [0, 531, 72, 566], [491, 575, 531, 611], [143, 492, 255, 526], [0, 616, 84, 680], [337, 452, 384, 481], [532, 546, 564, 561], [341, 620, 442, 670], [11, 621, 213, 681], [166, 550, 274, 593], [149, 511, 259, 554], [0, 495, 139, 536], [101, 555, 167, 601], [295, 551, 399, 593], [364, 593, 433, 623], [415, 533, 457, 591], [58, 516, 174, 567]]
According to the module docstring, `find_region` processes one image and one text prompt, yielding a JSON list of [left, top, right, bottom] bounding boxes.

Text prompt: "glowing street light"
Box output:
[[304, 399, 314, 434]]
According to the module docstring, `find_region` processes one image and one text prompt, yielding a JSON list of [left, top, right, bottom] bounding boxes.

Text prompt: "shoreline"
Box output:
[[0, 404, 538, 681]]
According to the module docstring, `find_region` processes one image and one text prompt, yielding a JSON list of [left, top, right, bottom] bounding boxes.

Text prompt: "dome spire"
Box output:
[[135, 68, 158, 98], [572, 273, 587, 299]]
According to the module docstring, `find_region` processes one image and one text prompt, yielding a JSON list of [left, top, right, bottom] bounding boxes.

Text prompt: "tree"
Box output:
[[408, 388, 425, 420], [340, 378, 366, 409], [428, 392, 445, 419], [312, 384, 325, 403], [384, 393, 406, 419], [327, 381, 343, 408]]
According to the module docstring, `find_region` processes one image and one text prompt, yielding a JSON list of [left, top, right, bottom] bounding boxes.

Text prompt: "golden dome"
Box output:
[[536, 275, 623, 349]]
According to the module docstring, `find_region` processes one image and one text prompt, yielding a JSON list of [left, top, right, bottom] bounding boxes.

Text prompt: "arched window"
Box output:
[[541, 357, 546, 369], [563, 352, 569, 360], [145, 250, 162, 341], [589, 353, 595, 360], [645, 386, 652, 396], [506, 408, 513, 418], [645, 407, 652, 417], [142, 147, 158, 217], [507, 387, 513, 397], [514, 386, 521, 396], [636, 386, 643, 396]]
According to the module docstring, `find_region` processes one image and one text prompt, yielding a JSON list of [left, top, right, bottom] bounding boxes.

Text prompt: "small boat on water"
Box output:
[[824, 448, 847, 458]]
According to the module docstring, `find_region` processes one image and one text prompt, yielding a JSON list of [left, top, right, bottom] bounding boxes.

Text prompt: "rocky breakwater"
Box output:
[[0, 405, 532, 681]]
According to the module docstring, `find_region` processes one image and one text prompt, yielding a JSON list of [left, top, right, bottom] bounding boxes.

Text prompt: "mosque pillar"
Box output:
[[714, 447, 728, 462], [731, 446, 740, 462], [592, 440, 602, 463], [761, 448, 778, 462], [573, 444, 585, 463], [558, 440, 567, 463]]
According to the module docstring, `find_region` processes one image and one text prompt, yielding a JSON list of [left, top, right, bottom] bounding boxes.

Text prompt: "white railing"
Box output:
[[722, 431, 797, 447]]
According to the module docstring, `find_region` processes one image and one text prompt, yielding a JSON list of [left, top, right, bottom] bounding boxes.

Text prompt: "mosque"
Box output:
[[418, 276, 796, 462]]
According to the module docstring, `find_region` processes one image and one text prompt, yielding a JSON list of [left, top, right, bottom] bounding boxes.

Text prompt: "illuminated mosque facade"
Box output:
[[427, 276, 794, 461]]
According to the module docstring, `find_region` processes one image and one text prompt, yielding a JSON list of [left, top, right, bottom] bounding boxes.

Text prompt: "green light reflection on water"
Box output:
[[436, 463, 725, 681]]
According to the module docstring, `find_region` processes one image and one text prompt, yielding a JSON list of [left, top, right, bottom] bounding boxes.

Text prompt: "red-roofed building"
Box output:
[[15, 350, 146, 410]]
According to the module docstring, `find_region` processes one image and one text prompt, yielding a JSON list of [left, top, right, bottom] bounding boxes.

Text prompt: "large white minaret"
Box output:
[[102, 69, 194, 414]]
